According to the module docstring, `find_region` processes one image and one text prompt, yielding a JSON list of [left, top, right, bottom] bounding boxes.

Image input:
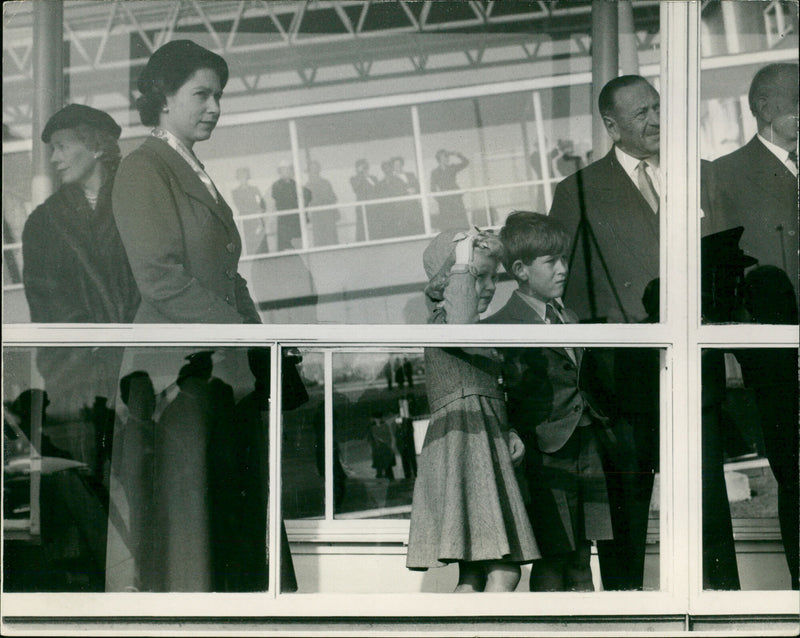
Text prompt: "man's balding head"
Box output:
[[748, 63, 799, 150], [598, 75, 661, 159]]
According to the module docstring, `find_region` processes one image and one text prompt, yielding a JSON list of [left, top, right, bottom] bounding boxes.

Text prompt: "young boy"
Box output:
[[484, 210, 613, 592]]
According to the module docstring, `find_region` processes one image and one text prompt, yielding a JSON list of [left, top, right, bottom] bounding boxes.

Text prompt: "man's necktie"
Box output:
[[637, 160, 659, 213], [789, 149, 798, 170], [545, 303, 563, 325]]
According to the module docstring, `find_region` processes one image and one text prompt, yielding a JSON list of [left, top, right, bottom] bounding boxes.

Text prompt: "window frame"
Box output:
[[3, 0, 799, 624]]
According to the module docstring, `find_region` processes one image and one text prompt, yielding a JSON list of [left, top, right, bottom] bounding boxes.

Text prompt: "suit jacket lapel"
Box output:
[[604, 149, 659, 216], [742, 137, 797, 200]]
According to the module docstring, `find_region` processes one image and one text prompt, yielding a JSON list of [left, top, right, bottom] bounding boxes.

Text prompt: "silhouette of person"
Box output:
[[272, 161, 311, 251], [368, 412, 396, 480], [231, 166, 269, 255], [114, 371, 157, 591], [350, 158, 379, 241], [430, 149, 469, 230], [305, 160, 340, 247]]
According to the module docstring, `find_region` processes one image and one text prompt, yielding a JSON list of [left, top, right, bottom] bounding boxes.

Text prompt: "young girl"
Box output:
[[406, 228, 539, 592]]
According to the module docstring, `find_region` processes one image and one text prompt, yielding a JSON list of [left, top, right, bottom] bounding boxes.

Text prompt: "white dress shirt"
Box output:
[[615, 145, 661, 197]]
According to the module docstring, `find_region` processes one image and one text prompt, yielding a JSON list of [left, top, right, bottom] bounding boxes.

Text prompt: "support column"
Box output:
[[618, 1, 639, 76], [32, 0, 63, 208], [591, 0, 618, 158]]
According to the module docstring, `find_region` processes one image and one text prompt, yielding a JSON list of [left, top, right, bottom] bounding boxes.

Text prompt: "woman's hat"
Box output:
[[41, 104, 121, 143], [137, 39, 228, 94], [422, 228, 465, 280]]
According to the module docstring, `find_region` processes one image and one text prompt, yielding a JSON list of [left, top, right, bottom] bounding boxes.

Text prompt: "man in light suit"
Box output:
[[709, 62, 799, 590]]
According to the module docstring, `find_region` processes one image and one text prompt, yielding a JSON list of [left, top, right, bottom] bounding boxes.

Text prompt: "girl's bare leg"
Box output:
[[484, 561, 521, 592], [454, 561, 486, 592]]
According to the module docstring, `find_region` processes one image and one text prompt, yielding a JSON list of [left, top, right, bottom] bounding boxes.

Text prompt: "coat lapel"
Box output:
[[145, 137, 237, 235], [741, 137, 797, 202]]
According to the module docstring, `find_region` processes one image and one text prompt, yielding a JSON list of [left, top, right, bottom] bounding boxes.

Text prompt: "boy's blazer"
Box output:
[[483, 291, 608, 453]]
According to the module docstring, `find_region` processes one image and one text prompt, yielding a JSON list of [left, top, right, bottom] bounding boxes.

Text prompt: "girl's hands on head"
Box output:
[[453, 229, 478, 266]]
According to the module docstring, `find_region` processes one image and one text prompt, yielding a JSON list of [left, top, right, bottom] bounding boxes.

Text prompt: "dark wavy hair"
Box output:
[[499, 210, 570, 273], [136, 40, 229, 127]]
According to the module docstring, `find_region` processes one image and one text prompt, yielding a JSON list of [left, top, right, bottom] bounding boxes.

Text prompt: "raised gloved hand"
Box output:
[[452, 227, 482, 266]]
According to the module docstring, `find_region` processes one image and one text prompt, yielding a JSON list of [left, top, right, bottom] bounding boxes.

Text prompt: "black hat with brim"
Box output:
[[41, 104, 122, 143]]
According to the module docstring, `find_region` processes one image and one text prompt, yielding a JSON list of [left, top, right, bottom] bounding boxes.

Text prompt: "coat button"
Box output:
[[225, 295, 231, 303], [225, 269, 236, 279], [623, 281, 632, 288], [573, 405, 581, 413], [563, 363, 572, 371], [226, 242, 236, 253]]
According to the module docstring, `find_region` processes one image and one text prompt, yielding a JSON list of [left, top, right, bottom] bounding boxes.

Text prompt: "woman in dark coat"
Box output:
[[22, 104, 139, 324], [21, 104, 140, 476]]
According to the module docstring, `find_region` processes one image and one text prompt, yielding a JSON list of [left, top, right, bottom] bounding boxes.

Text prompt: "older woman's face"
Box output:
[[161, 67, 222, 148], [49, 128, 100, 187]]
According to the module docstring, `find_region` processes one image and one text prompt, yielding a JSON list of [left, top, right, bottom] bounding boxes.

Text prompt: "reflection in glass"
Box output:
[[204, 120, 292, 257], [703, 348, 799, 591], [297, 108, 422, 244], [330, 352, 425, 520], [2, 346, 305, 593]]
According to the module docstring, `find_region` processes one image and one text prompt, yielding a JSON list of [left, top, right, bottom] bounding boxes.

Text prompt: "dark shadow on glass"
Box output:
[[702, 347, 798, 591]]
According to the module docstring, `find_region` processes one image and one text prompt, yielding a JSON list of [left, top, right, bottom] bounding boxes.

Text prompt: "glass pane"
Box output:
[[2, 345, 291, 593], [702, 348, 798, 591], [3, 3, 666, 327], [700, 1, 798, 325], [282, 350, 325, 521], [3, 150, 32, 322], [417, 88, 592, 236], [331, 350, 425, 520], [280, 346, 661, 593], [201, 120, 294, 255]]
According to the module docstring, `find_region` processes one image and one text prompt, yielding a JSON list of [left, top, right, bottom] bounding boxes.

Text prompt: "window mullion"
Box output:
[[324, 350, 334, 521], [268, 342, 281, 597], [662, 0, 693, 608]]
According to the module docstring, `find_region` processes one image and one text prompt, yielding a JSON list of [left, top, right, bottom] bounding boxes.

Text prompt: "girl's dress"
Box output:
[[406, 269, 539, 569]]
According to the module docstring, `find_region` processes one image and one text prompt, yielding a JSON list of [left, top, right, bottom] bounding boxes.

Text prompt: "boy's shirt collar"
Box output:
[[514, 289, 565, 323]]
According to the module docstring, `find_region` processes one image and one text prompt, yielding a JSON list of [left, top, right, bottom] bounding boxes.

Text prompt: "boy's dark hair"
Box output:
[[499, 211, 570, 273]]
